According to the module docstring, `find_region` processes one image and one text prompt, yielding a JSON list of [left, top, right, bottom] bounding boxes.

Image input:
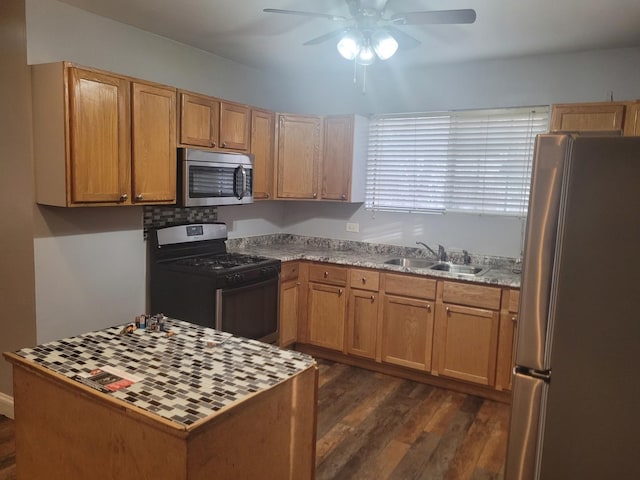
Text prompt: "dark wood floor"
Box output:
[[0, 414, 15, 480], [0, 361, 510, 480], [315, 360, 510, 480]]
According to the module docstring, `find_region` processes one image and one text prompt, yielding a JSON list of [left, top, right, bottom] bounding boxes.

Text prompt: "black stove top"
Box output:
[[170, 253, 276, 272]]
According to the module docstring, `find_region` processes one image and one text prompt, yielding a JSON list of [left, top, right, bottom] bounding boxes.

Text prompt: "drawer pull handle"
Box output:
[[370, 295, 375, 302], [338, 289, 344, 296], [427, 304, 432, 312], [446, 306, 450, 314], [324, 271, 329, 278], [361, 277, 366, 284]]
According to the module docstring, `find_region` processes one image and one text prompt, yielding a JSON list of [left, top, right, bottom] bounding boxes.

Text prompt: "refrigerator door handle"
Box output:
[[516, 367, 551, 382], [505, 372, 548, 480]]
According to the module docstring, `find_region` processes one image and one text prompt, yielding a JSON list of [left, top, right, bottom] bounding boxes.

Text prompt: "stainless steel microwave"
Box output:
[[178, 148, 254, 207]]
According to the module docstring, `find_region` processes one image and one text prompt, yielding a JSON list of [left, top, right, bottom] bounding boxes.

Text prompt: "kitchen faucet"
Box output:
[[416, 242, 447, 262]]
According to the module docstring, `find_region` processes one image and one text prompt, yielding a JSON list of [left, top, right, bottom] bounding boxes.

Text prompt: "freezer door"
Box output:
[[516, 134, 571, 371], [505, 373, 547, 480]]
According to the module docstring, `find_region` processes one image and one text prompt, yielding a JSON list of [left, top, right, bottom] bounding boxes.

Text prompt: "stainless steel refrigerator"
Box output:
[[505, 134, 640, 480]]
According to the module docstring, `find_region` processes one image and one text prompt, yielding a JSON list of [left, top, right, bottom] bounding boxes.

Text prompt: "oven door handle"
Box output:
[[233, 165, 247, 200]]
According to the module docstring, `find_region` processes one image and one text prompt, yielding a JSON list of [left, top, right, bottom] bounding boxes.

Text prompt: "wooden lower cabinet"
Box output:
[[380, 294, 434, 371], [307, 282, 347, 351], [279, 262, 301, 347], [346, 288, 379, 359], [433, 303, 500, 386], [495, 289, 520, 391], [294, 262, 518, 399]]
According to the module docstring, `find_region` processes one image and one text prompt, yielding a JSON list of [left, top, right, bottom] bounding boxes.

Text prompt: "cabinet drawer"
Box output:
[[349, 269, 379, 291], [508, 289, 520, 313], [384, 273, 436, 300], [442, 281, 501, 310], [280, 262, 299, 283], [309, 264, 347, 286]]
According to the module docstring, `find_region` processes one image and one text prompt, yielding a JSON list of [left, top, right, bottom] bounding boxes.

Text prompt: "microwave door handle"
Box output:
[[240, 166, 247, 199], [233, 166, 243, 200]]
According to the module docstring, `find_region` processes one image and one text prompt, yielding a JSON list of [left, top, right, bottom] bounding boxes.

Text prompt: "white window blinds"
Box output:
[[366, 107, 550, 216]]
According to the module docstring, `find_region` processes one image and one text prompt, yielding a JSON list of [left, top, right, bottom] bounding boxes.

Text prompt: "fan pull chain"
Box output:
[[353, 57, 357, 84], [362, 65, 367, 94]]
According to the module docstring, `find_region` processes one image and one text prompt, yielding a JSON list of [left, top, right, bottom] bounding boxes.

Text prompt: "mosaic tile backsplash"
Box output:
[[143, 206, 217, 238]]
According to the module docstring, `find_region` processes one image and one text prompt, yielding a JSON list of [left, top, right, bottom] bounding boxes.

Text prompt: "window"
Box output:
[[366, 107, 550, 216]]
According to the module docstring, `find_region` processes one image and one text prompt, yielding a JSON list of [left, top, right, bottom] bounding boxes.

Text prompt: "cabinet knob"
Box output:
[[341, 194, 346, 200], [222, 142, 227, 148], [338, 288, 344, 296], [370, 295, 375, 302], [119, 193, 128, 202], [427, 304, 432, 312], [135, 194, 144, 201], [211, 141, 217, 148], [323, 271, 329, 278], [313, 193, 317, 199], [512, 315, 517, 323], [361, 277, 367, 284], [446, 306, 450, 314], [265, 193, 270, 199]]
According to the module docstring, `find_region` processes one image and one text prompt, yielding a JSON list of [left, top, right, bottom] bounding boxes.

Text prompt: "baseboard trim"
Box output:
[[0, 392, 14, 419]]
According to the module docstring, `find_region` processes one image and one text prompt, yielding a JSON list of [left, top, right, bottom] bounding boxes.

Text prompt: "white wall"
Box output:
[[32, 207, 146, 343]]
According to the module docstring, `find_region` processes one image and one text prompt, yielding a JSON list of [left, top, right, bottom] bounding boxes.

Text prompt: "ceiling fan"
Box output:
[[264, 0, 476, 66]]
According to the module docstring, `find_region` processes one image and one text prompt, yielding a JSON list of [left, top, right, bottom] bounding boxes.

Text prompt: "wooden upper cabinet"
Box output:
[[322, 114, 367, 202], [32, 62, 177, 207], [179, 91, 219, 148], [131, 81, 177, 204], [219, 101, 250, 151], [68, 67, 131, 204], [250, 109, 275, 200], [277, 114, 322, 199], [550, 102, 626, 133], [624, 102, 640, 136], [322, 115, 353, 201]]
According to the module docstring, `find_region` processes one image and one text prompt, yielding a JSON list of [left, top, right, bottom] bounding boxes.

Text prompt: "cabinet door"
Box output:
[[277, 114, 321, 199], [251, 109, 275, 200], [322, 115, 353, 201], [307, 282, 346, 351], [279, 279, 300, 347], [220, 101, 250, 151], [131, 82, 176, 204], [68, 67, 130, 204], [380, 294, 434, 371], [433, 303, 499, 386], [550, 103, 625, 133], [179, 92, 219, 148], [624, 102, 640, 136], [346, 289, 379, 359]]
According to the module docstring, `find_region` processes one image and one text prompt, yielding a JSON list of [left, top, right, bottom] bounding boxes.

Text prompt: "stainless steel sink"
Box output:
[[428, 262, 490, 276], [383, 258, 437, 268]]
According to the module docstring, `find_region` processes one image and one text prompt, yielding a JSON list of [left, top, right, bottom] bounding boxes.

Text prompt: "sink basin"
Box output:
[[429, 262, 490, 276], [383, 258, 437, 268]]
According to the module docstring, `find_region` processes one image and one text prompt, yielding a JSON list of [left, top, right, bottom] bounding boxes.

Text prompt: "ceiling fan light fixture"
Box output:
[[356, 41, 376, 66], [337, 30, 363, 60], [371, 30, 398, 60]]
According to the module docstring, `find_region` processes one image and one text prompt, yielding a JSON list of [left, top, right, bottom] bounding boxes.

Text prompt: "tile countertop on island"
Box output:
[[228, 234, 522, 288], [8, 319, 316, 428]]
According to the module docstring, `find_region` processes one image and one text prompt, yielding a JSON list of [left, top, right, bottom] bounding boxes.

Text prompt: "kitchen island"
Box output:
[[4, 319, 317, 480]]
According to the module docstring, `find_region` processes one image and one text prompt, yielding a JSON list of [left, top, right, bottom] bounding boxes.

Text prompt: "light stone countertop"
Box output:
[[228, 234, 522, 288]]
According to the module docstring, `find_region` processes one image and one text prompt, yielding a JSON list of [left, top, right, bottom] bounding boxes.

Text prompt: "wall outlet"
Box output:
[[346, 222, 360, 233]]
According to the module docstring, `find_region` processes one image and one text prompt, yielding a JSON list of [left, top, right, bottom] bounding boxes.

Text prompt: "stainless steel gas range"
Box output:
[[148, 223, 281, 343]]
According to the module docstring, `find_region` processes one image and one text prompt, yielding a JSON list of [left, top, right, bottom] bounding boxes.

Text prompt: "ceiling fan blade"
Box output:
[[303, 28, 348, 46], [385, 26, 421, 49], [263, 8, 347, 22], [391, 9, 477, 25]]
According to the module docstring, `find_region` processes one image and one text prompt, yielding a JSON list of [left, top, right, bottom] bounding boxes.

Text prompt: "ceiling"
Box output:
[[57, 0, 640, 74]]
